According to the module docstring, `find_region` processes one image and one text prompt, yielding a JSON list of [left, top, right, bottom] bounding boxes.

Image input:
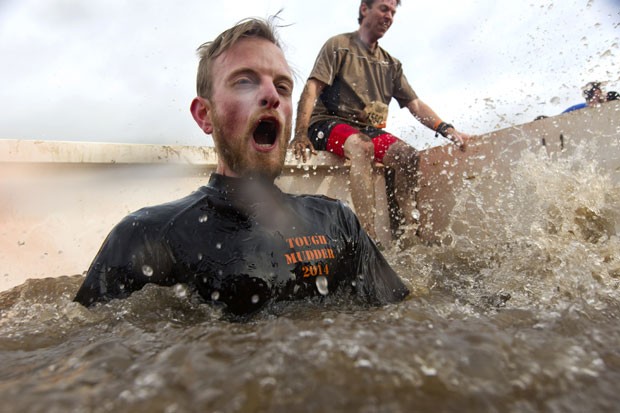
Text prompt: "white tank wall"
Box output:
[[1, 101, 618, 291], [0, 143, 369, 291], [416, 101, 620, 243]]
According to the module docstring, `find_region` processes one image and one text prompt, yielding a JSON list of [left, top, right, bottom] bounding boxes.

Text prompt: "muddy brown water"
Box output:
[[1, 148, 619, 413]]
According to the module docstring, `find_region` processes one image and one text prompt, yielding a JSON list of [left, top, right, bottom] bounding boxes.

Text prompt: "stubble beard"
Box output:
[[211, 107, 290, 181]]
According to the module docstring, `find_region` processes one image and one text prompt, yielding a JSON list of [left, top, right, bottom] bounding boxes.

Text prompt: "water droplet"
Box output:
[[174, 284, 187, 298], [315, 275, 329, 296], [211, 291, 220, 301], [142, 265, 154, 277], [197, 253, 203, 261], [421, 365, 437, 376], [216, 243, 222, 249], [251, 294, 260, 304], [199, 214, 208, 223]]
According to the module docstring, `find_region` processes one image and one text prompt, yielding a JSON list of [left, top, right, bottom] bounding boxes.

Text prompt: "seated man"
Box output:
[[290, 0, 469, 242], [73, 17, 409, 316], [563, 81, 607, 113]]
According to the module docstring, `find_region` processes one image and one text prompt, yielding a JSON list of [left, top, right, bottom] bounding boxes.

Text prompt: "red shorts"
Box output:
[[325, 123, 399, 163]]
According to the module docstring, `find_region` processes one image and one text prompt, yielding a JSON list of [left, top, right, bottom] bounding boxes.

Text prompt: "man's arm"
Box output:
[[406, 98, 469, 150], [289, 78, 326, 162], [74, 215, 175, 306]]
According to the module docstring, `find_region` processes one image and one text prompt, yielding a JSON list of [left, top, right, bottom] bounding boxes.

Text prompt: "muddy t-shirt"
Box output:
[[74, 174, 409, 315], [309, 32, 418, 128]]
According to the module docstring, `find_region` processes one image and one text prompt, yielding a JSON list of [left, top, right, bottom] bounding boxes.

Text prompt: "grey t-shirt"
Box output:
[[309, 32, 417, 128]]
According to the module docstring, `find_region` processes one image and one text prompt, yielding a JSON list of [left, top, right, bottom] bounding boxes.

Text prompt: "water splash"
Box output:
[[141, 265, 153, 277], [407, 138, 620, 313], [315, 275, 329, 296]]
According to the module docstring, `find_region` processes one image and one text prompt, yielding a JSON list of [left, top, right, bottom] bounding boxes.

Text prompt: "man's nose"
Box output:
[[260, 83, 280, 109]]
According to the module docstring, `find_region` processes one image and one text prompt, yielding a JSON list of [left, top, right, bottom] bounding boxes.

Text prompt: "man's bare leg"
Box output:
[[382, 141, 419, 234], [343, 135, 377, 239]]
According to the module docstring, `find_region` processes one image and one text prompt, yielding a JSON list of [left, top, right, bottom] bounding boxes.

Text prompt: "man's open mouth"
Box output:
[[253, 118, 279, 147]]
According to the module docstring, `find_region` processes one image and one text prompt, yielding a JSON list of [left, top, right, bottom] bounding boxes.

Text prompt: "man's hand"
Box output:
[[445, 127, 470, 151], [289, 134, 317, 163]]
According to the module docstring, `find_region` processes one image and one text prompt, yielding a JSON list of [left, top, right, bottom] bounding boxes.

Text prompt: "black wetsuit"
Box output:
[[74, 174, 409, 315]]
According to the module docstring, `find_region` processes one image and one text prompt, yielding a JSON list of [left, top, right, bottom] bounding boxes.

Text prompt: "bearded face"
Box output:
[[200, 37, 294, 181], [210, 102, 291, 180]]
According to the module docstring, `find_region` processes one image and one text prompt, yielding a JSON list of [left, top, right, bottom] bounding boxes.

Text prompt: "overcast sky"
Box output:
[[0, 0, 618, 149]]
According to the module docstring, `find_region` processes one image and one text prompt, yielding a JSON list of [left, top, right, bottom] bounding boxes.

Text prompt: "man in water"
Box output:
[[290, 0, 469, 242], [74, 17, 409, 316]]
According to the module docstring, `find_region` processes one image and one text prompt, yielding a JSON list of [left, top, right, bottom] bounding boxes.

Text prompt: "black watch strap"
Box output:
[[435, 122, 454, 138]]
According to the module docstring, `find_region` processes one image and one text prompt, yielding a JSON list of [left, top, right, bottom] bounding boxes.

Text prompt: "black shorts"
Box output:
[[308, 119, 389, 150]]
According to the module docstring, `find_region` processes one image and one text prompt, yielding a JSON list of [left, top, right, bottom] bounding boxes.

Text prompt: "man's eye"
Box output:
[[277, 83, 292, 95], [232, 76, 256, 87]]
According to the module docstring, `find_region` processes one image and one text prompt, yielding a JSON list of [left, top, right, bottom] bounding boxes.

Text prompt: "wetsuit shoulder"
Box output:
[[74, 189, 209, 306]]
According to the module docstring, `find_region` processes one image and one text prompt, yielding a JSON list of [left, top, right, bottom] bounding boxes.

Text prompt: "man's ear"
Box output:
[[360, 2, 369, 20], [190, 97, 214, 134]]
